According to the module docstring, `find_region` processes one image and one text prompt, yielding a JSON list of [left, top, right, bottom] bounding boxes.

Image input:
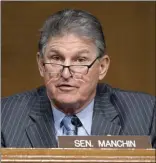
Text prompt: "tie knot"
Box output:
[[62, 116, 74, 130]]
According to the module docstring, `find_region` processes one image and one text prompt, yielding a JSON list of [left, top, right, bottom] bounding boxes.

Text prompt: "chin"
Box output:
[[56, 94, 79, 104]]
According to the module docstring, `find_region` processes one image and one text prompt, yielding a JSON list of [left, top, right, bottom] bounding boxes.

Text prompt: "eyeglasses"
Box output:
[[43, 56, 100, 79]]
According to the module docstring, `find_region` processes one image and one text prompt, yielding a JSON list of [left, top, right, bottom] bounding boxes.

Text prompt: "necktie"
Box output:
[[61, 115, 82, 135]]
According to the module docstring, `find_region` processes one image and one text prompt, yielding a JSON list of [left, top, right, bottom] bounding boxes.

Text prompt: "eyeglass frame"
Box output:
[[42, 56, 101, 75]]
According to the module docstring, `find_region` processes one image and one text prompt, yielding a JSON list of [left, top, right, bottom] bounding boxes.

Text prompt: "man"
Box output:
[[1, 9, 155, 148]]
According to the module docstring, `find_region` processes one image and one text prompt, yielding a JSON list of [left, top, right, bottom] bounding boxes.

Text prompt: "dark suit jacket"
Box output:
[[1, 84, 156, 148]]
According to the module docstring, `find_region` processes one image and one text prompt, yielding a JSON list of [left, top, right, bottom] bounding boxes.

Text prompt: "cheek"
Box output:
[[76, 71, 99, 96], [44, 72, 60, 85], [43, 74, 59, 96]]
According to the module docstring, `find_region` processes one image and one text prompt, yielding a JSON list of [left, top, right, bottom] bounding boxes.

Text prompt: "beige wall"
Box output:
[[1, 1, 155, 97]]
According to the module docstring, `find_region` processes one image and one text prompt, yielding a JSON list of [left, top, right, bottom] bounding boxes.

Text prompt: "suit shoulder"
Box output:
[[2, 88, 37, 103], [112, 87, 155, 116], [114, 88, 155, 103], [97, 83, 155, 105], [1, 86, 45, 112]]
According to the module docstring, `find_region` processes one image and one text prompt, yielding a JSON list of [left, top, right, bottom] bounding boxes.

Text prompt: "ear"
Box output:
[[36, 52, 44, 77], [98, 55, 110, 80]]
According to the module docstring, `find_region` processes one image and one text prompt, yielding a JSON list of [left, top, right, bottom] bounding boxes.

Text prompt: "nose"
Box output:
[[61, 66, 72, 79]]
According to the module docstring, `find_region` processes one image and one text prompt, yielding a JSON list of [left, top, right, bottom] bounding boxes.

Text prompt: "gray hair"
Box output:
[[39, 9, 106, 57]]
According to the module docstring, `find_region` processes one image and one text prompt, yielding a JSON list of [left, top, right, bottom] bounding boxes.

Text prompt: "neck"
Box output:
[[49, 93, 96, 115]]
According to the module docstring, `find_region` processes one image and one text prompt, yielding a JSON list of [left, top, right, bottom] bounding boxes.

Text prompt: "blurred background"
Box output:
[[1, 1, 155, 97]]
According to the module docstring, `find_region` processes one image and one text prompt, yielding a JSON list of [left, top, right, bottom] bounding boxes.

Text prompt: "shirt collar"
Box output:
[[52, 106, 65, 130], [76, 99, 94, 135]]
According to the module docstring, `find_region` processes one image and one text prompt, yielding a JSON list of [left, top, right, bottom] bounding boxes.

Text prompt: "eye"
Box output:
[[52, 55, 60, 60], [76, 57, 88, 63], [50, 55, 63, 62]]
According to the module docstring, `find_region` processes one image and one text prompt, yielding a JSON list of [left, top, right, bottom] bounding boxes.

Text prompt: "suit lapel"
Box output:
[[26, 87, 57, 148], [91, 84, 122, 136]]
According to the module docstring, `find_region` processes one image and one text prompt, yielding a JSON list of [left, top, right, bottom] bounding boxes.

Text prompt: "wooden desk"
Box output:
[[1, 148, 155, 162]]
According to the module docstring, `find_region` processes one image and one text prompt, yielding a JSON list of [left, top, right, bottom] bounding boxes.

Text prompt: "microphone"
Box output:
[[71, 115, 82, 127], [71, 115, 82, 135]]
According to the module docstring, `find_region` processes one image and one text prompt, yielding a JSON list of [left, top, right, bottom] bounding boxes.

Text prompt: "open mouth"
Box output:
[[57, 84, 77, 91]]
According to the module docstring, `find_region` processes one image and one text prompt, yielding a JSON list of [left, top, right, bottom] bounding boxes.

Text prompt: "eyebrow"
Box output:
[[48, 49, 62, 55], [75, 49, 90, 56]]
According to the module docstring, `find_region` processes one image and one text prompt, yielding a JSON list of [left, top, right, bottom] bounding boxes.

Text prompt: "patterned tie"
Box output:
[[61, 115, 82, 135]]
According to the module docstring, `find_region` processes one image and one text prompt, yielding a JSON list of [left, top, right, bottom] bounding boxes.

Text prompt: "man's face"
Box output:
[[37, 34, 109, 113]]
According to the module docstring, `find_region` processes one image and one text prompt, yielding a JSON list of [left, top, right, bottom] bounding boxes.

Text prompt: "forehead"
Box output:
[[44, 34, 97, 57]]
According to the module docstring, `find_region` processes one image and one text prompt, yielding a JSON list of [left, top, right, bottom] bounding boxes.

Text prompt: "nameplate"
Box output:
[[58, 136, 151, 148]]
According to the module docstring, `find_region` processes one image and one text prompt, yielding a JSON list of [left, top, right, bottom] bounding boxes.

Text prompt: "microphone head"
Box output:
[[71, 115, 82, 127]]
